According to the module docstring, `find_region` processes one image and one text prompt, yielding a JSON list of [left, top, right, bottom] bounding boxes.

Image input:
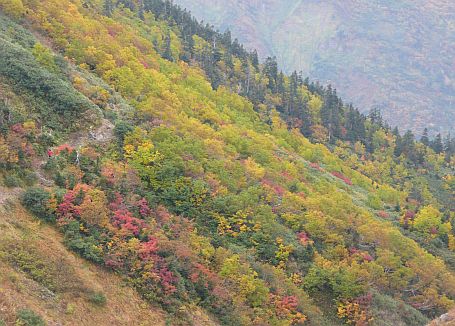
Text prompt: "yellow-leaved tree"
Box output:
[[413, 205, 451, 240], [0, 0, 25, 18]]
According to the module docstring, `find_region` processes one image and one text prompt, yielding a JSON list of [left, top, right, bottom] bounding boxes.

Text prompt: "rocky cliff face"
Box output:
[[174, 0, 455, 134]]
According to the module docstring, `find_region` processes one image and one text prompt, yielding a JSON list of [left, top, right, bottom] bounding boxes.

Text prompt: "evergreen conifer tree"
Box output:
[[431, 133, 444, 154]]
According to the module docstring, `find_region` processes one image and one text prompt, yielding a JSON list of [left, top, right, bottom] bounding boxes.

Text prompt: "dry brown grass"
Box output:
[[0, 186, 218, 326], [0, 186, 22, 206], [430, 310, 455, 326], [0, 200, 167, 326]]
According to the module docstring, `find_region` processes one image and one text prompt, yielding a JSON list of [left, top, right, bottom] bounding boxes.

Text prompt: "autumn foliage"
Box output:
[[4, 0, 455, 325]]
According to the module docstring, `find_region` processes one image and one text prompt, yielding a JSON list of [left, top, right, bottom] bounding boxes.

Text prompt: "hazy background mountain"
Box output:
[[173, 0, 455, 135]]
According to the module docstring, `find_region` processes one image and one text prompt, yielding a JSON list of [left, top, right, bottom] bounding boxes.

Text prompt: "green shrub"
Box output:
[[0, 37, 99, 131], [4, 173, 21, 187], [21, 170, 38, 186], [0, 14, 35, 48], [0, 318, 5, 326], [2, 243, 56, 291], [63, 221, 104, 263], [114, 120, 133, 144], [367, 194, 382, 210], [88, 292, 107, 306], [37, 133, 56, 148], [371, 292, 428, 326], [16, 309, 45, 326], [22, 187, 53, 222], [104, 110, 117, 122], [65, 303, 76, 315]]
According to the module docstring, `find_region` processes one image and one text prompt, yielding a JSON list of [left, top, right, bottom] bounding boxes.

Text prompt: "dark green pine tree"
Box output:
[[420, 128, 430, 146], [368, 108, 383, 128], [180, 33, 194, 63], [299, 96, 312, 138], [275, 72, 286, 113], [263, 57, 278, 93], [402, 130, 417, 163], [320, 85, 342, 143], [0, 99, 11, 135], [162, 33, 174, 62], [223, 49, 234, 71], [393, 127, 403, 157], [220, 30, 232, 48], [212, 44, 222, 63], [251, 49, 259, 69], [345, 105, 365, 142], [431, 133, 444, 154], [288, 71, 299, 117], [138, 0, 145, 20], [444, 134, 455, 162], [103, 0, 113, 17], [117, 0, 134, 11], [320, 86, 332, 138]]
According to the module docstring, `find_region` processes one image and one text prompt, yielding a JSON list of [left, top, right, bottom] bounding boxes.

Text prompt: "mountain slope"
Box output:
[[0, 193, 168, 326], [0, 0, 454, 325], [173, 0, 455, 134], [0, 192, 217, 325]]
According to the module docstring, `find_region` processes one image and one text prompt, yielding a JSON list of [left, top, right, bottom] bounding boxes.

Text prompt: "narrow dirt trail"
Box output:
[[28, 118, 115, 188]]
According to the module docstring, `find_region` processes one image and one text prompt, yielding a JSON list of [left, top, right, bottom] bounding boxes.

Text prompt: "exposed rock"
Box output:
[[430, 311, 455, 325]]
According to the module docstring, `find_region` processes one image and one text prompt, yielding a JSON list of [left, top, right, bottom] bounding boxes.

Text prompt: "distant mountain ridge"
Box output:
[[173, 0, 455, 134]]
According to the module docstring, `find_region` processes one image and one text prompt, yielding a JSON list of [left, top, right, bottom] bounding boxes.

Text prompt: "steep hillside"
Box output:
[[0, 194, 168, 326], [0, 0, 454, 325], [173, 0, 455, 134], [0, 191, 218, 325]]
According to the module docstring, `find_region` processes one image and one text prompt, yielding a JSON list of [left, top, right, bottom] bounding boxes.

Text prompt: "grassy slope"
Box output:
[[0, 196, 217, 326], [0, 192, 167, 325]]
